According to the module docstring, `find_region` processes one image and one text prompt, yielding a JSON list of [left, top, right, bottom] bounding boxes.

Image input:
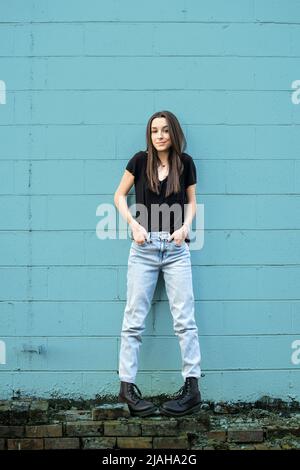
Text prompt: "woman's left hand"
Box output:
[[168, 225, 188, 246]]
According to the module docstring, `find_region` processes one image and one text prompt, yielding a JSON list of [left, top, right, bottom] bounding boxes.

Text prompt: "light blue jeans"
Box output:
[[118, 231, 201, 384]]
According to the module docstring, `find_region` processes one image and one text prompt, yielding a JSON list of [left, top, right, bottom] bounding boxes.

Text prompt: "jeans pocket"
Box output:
[[133, 240, 147, 247], [172, 240, 185, 248]]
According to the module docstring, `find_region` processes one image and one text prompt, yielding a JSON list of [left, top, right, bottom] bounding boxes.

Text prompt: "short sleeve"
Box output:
[[125, 151, 143, 180], [184, 154, 197, 188]]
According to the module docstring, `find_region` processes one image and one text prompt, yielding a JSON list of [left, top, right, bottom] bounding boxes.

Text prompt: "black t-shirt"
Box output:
[[125, 150, 197, 243]]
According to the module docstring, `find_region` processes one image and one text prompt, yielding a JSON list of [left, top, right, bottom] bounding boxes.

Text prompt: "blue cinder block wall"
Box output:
[[0, 0, 300, 401]]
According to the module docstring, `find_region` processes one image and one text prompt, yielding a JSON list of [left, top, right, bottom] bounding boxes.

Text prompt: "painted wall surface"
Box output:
[[0, 0, 300, 402]]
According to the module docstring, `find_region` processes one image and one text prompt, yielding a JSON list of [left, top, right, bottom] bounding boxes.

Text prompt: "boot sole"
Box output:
[[129, 406, 158, 417], [159, 402, 202, 417]]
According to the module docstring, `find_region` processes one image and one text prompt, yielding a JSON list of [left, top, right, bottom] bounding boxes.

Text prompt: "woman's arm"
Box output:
[[114, 170, 148, 243], [183, 184, 197, 235], [168, 183, 197, 244], [114, 170, 137, 226]]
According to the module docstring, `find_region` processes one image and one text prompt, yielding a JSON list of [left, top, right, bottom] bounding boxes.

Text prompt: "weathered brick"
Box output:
[[0, 401, 11, 407], [10, 401, 30, 425], [104, 420, 141, 437], [254, 443, 273, 450], [0, 425, 24, 438], [153, 436, 189, 449], [206, 440, 229, 450], [117, 437, 153, 449], [28, 411, 48, 424], [7, 438, 44, 450], [54, 410, 91, 422], [31, 400, 48, 411], [26, 424, 62, 438], [177, 415, 210, 433], [141, 418, 178, 436], [29, 400, 49, 424], [92, 403, 130, 420], [44, 438, 80, 450], [10, 401, 30, 412], [207, 430, 227, 442], [65, 421, 104, 437], [227, 429, 264, 443], [266, 427, 300, 438], [81, 437, 116, 449], [0, 403, 10, 425]]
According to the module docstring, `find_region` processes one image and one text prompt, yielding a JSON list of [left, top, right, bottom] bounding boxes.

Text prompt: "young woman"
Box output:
[[114, 110, 201, 417]]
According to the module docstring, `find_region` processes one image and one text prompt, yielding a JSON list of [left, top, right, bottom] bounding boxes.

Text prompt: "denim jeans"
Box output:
[[118, 231, 201, 383]]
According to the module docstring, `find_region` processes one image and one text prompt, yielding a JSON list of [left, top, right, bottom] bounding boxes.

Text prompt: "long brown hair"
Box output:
[[145, 110, 186, 197]]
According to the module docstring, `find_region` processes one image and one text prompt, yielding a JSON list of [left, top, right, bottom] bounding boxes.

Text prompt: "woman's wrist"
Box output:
[[129, 219, 139, 229], [182, 223, 190, 237]]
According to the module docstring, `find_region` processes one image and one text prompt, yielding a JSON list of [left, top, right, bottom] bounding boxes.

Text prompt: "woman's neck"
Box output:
[[157, 150, 169, 166]]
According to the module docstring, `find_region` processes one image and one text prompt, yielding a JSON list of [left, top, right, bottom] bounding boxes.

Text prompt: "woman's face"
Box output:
[[151, 117, 172, 152]]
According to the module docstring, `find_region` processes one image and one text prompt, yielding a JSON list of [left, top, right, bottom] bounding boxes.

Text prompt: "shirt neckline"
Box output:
[[158, 175, 168, 183]]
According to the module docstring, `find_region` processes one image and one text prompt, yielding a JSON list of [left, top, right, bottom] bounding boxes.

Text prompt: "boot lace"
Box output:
[[171, 380, 192, 404], [128, 383, 143, 401]]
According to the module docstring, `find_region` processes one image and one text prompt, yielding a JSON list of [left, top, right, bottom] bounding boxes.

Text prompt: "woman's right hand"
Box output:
[[130, 221, 148, 245]]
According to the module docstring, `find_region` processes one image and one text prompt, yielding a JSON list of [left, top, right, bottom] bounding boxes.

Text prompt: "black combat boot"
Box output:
[[118, 381, 158, 417], [160, 377, 201, 416]]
